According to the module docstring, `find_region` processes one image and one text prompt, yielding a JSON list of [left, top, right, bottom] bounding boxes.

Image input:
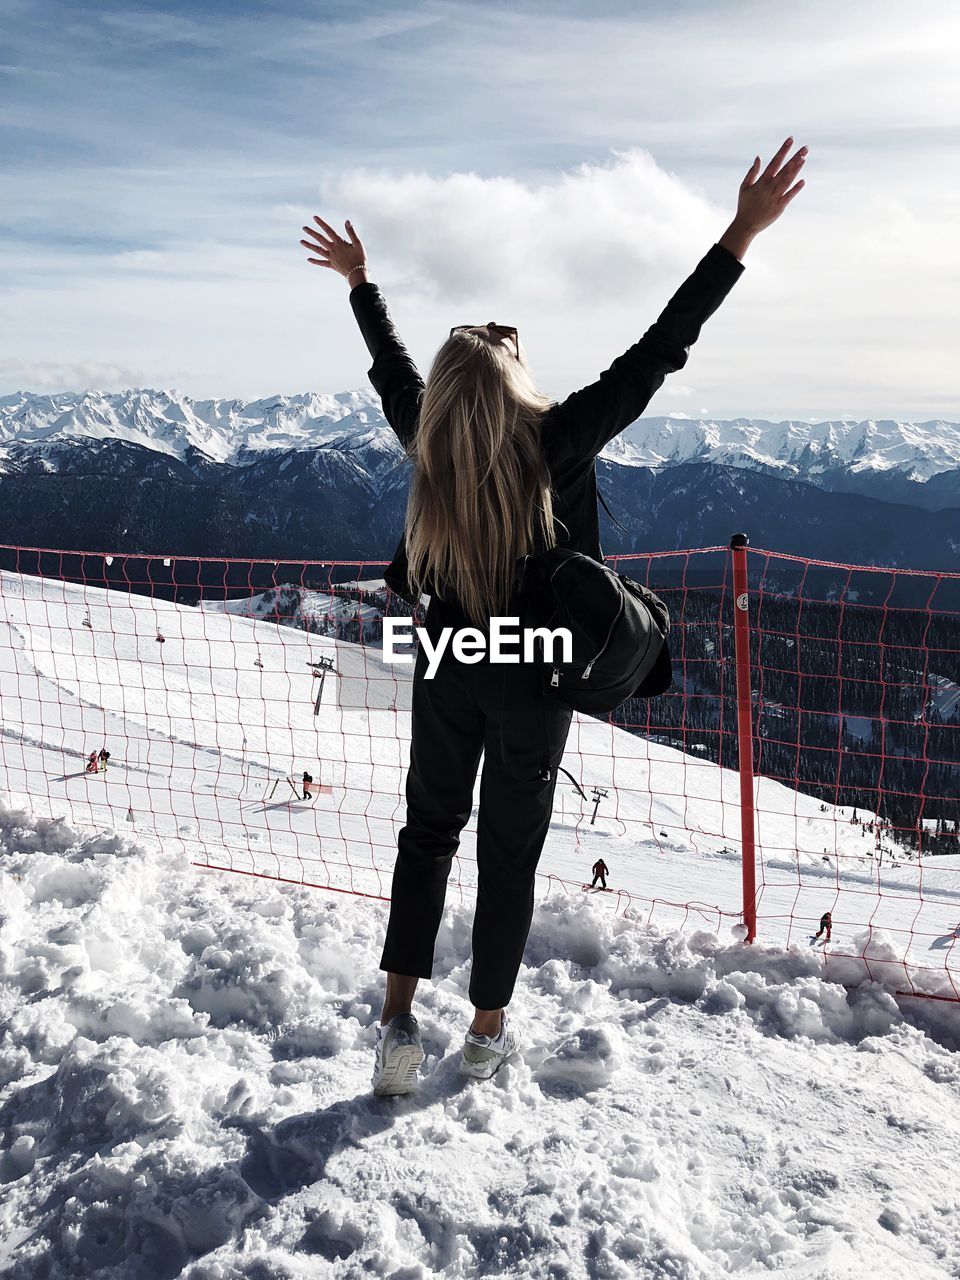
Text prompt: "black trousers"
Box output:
[[380, 605, 574, 1010], [590, 872, 607, 889]]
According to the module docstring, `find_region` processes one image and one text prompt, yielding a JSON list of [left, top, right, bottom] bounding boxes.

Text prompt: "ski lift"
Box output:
[[254, 657, 264, 669], [82, 612, 92, 630], [308, 655, 337, 715], [156, 632, 166, 645], [589, 786, 609, 827]]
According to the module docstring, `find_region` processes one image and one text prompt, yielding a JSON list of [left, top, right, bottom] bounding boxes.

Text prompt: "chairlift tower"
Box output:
[[308, 655, 337, 715], [590, 786, 609, 826]]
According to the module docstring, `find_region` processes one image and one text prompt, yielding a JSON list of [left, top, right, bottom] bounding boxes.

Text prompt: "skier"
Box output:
[[85, 751, 99, 774], [302, 136, 808, 1096], [590, 858, 609, 890], [302, 770, 315, 801], [813, 911, 833, 943], [98, 747, 110, 773]]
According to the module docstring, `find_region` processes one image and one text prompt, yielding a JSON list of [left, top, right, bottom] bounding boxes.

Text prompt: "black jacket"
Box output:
[[348, 242, 745, 606]]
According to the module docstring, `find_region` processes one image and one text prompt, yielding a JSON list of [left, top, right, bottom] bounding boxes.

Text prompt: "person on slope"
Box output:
[[302, 770, 315, 801], [813, 911, 832, 943], [98, 747, 110, 773], [301, 137, 807, 1097], [590, 859, 609, 890], [85, 751, 99, 774]]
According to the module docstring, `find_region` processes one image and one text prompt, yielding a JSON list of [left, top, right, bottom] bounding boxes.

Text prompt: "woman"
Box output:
[[301, 138, 806, 1095]]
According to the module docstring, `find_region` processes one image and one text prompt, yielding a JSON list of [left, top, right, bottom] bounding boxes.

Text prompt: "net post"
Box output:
[[730, 533, 757, 943]]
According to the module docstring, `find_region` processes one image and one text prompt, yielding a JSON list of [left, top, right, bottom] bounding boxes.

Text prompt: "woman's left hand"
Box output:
[[300, 216, 367, 282], [735, 137, 807, 235]]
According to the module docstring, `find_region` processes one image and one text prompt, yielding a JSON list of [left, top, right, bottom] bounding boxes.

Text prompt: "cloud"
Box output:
[[662, 384, 696, 398], [0, 357, 151, 393], [318, 148, 722, 305], [1, 0, 959, 419]]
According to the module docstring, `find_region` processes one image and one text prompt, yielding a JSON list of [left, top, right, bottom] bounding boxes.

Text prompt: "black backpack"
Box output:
[[516, 548, 672, 714]]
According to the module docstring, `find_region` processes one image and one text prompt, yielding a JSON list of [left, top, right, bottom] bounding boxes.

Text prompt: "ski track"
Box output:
[[2, 572, 959, 995]]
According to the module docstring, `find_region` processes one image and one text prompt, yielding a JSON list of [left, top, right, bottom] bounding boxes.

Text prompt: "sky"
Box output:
[[1, 0, 959, 421]]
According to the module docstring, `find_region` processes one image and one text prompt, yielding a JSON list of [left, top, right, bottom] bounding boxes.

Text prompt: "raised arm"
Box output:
[[300, 216, 424, 448], [553, 137, 807, 462]]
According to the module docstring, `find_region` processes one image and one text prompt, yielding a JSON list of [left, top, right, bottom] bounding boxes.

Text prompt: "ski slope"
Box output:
[[2, 571, 960, 998]]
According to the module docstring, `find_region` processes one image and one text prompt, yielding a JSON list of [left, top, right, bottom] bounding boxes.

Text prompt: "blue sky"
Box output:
[[2, 0, 959, 420]]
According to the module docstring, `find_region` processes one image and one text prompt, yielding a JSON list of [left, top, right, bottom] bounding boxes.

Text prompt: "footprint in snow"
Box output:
[[534, 1025, 622, 1096]]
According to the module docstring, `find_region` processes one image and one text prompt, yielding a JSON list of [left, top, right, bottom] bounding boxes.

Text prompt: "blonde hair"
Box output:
[[404, 328, 556, 625]]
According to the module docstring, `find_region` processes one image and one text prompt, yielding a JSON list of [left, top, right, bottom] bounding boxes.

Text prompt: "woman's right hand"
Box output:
[[300, 216, 369, 287]]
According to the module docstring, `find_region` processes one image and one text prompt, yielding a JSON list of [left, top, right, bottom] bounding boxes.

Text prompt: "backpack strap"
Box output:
[[556, 765, 587, 800]]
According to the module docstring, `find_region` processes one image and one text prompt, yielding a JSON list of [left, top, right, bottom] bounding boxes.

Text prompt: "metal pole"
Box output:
[[730, 533, 758, 943]]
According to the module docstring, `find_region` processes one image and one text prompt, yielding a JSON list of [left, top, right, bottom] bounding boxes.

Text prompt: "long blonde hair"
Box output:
[[404, 328, 557, 624]]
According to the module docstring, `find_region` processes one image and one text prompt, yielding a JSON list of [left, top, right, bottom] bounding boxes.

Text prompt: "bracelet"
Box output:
[[346, 263, 369, 280]]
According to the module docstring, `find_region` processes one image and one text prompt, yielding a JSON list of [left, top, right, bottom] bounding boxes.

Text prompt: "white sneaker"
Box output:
[[372, 1012, 425, 1097], [460, 1011, 520, 1080]]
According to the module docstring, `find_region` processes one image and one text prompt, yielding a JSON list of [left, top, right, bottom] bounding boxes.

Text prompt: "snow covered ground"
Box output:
[[201, 587, 382, 629], [2, 571, 960, 998], [2, 803, 960, 1278], [4, 572, 960, 1275]]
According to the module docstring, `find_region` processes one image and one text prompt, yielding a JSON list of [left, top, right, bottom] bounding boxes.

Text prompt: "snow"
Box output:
[[841, 715, 874, 744], [3, 803, 960, 1277], [3, 570, 960, 997], [928, 673, 960, 720], [4, 572, 960, 1273], [2, 392, 960, 484], [605, 415, 960, 483], [0, 389, 391, 466], [335, 578, 388, 593], [201, 587, 382, 627]]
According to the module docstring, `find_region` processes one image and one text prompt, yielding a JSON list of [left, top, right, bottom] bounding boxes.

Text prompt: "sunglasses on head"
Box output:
[[450, 322, 519, 359]]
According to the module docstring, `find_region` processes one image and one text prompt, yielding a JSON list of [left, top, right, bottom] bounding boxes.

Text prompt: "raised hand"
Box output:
[[300, 216, 368, 286], [720, 137, 807, 260], [739, 137, 807, 230]]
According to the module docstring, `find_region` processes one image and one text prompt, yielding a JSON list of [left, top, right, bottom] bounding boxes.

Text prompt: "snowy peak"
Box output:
[[608, 416, 960, 482], [2, 392, 959, 486], [0, 388, 394, 467]]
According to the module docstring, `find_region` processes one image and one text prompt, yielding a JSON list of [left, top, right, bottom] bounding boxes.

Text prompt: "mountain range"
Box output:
[[1, 389, 958, 569]]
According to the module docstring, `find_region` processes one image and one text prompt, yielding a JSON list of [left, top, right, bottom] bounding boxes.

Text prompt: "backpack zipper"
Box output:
[[547, 557, 578, 688], [582, 594, 624, 679], [544, 556, 625, 684]]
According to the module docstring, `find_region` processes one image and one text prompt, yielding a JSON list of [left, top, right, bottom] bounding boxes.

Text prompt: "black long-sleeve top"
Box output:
[[348, 242, 745, 605]]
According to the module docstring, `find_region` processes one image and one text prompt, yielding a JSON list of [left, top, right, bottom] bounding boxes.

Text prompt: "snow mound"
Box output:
[[2, 800, 960, 1278]]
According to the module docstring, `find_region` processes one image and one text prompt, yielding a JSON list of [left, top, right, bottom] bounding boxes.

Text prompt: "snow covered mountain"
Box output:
[[0, 388, 392, 467], [1, 390, 959, 565], [3, 390, 960, 487], [609, 414, 960, 482]]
